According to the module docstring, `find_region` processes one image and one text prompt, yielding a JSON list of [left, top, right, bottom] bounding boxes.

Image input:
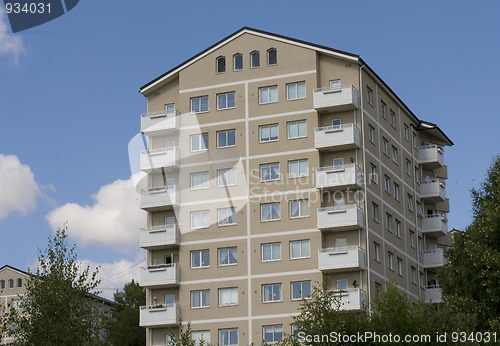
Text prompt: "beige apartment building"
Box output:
[[137, 27, 453, 345]]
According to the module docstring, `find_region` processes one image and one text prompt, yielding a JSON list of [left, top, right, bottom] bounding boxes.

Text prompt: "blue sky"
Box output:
[[1, 0, 499, 297]]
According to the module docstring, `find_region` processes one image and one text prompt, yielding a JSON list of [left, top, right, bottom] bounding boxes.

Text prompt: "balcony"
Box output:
[[316, 164, 363, 190], [140, 186, 178, 212], [317, 205, 364, 231], [140, 264, 180, 288], [313, 84, 359, 112], [331, 288, 366, 311], [315, 123, 361, 151], [421, 213, 448, 237], [141, 110, 179, 136], [418, 145, 444, 168], [318, 246, 365, 272], [420, 177, 446, 202], [140, 226, 180, 250], [140, 304, 180, 327], [140, 148, 179, 173], [423, 248, 449, 269], [424, 285, 443, 303]]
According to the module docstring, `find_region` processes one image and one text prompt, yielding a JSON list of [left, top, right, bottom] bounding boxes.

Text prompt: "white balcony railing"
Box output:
[[313, 84, 359, 111], [141, 110, 179, 135], [318, 246, 365, 272], [420, 177, 446, 202], [139, 304, 180, 327], [317, 205, 364, 231], [421, 213, 448, 237], [316, 164, 363, 190], [314, 123, 361, 151], [331, 288, 366, 310], [140, 186, 178, 211], [140, 148, 179, 173], [423, 248, 449, 268], [140, 226, 180, 249], [140, 263, 180, 288], [424, 285, 443, 303], [418, 145, 445, 168]]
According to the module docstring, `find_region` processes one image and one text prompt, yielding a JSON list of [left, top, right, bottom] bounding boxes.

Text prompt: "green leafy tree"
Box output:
[[438, 156, 500, 332], [167, 320, 211, 346], [106, 279, 145, 346], [0, 226, 103, 345]]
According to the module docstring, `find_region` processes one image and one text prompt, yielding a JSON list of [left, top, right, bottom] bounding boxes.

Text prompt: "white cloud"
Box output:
[[46, 177, 145, 252], [0, 9, 24, 62], [0, 154, 41, 221]]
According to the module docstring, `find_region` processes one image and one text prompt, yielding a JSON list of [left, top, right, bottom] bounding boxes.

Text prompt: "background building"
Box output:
[[137, 27, 452, 346]]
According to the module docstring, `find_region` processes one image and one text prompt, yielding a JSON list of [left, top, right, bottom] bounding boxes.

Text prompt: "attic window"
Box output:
[[216, 56, 226, 74], [251, 51, 260, 68], [233, 54, 243, 71], [267, 48, 277, 66]]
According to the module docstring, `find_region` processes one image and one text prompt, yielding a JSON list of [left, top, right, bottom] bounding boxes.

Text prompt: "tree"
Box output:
[[0, 226, 103, 345], [105, 279, 146, 346], [438, 155, 500, 332]]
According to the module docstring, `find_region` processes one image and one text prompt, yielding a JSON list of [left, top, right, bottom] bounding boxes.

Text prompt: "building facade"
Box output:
[[137, 27, 452, 346]]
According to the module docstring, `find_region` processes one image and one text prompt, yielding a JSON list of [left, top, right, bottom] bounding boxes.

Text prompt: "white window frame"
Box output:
[[411, 267, 417, 284], [408, 195, 414, 212], [286, 82, 306, 100], [397, 257, 403, 276], [289, 199, 309, 219], [216, 56, 226, 74], [218, 247, 237, 266], [381, 101, 387, 119], [291, 281, 311, 300], [191, 249, 210, 268], [287, 120, 307, 139], [390, 110, 396, 128], [409, 230, 415, 248], [262, 283, 282, 302], [394, 183, 400, 201], [217, 129, 236, 148], [192, 330, 211, 346], [217, 168, 237, 187], [262, 242, 281, 262], [217, 92, 235, 110], [388, 252, 394, 270], [395, 220, 401, 238], [233, 53, 243, 71], [267, 48, 277, 66], [372, 203, 378, 222], [404, 125, 410, 140], [288, 159, 308, 178], [219, 287, 238, 306], [370, 164, 377, 183], [250, 51, 260, 68], [259, 123, 279, 142], [384, 175, 390, 193], [191, 289, 210, 309], [374, 242, 380, 262], [368, 125, 375, 143], [218, 207, 237, 226], [191, 96, 209, 114], [191, 210, 209, 229], [382, 138, 389, 156], [165, 103, 175, 115], [392, 146, 398, 164], [367, 86, 373, 105], [385, 213, 392, 232], [191, 171, 209, 190], [260, 163, 280, 181], [261, 202, 280, 222], [290, 240, 310, 260], [190, 133, 209, 152], [259, 86, 278, 104], [219, 328, 238, 346], [263, 325, 283, 343]]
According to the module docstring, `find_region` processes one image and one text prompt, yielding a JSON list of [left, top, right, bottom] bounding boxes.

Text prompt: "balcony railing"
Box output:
[[139, 263, 180, 288], [424, 285, 443, 303], [141, 110, 180, 135], [140, 148, 179, 173], [139, 304, 180, 327], [330, 288, 366, 310], [317, 204, 364, 231], [314, 123, 361, 151], [421, 213, 448, 237], [140, 226, 180, 250], [313, 84, 359, 112], [423, 248, 449, 268], [420, 177, 446, 202], [316, 164, 363, 190], [318, 246, 365, 272], [140, 186, 178, 212], [418, 145, 445, 168]]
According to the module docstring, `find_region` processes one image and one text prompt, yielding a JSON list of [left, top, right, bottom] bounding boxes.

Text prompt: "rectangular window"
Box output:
[[219, 287, 238, 306], [388, 252, 394, 270], [393, 183, 400, 201], [217, 129, 236, 148], [413, 133, 417, 148], [191, 172, 209, 190], [367, 86, 373, 105], [375, 282, 382, 298], [382, 138, 388, 155], [395, 220, 401, 238], [288, 159, 308, 178], [218, 247, 237, 266], [370, 164, 377, 183], [192, 331, 211, 346], [406, 159, 412, 176], [368, 125, 375, 143], [191, 290, 210, 308], [381, 101, 387, 119], [408, 195, 414, 212], [337, 279, 348, 291], [263, 325, 283, 343], [329, 80, 340, 89], [219, 328, 238, 346], [191, 249, 210, 268], [259, 124, 279, 142], [218, 207, 237, 226], [290, 240, 310, 259], [233, 54, 243, 71], [397, 257, 403, 276], [374, 242, 380, 262], [218, 168, 237, 187], [251, 51, 260, 68], [420, 271, 425, 288], [287, 120, 307, 139], [165, 104, 175, 115], [418, 236, 423, 254], [291, 281, 311, 300], [191, 96, 209, 113], [260, 163, 280, 181], [217, 92, 235, 110], [384, 175, 390, 193], [409, 230, 415, 247], [262, 243, 281, 261], [289, 199, 309, 218], [287, 82, 306, 100], [262, 283, 282, 302], [411, 266, 417, 284], [372, 202, 378, 221], [190, 133, 208, 152], [404, 125, 410, 140], [259, 86, 278, 104], [261, 202, 280, 221], [414, 167, 420, 183], [390, 110, 396, 127], [392, 146, 398, 164], [386, 213, 392, 232], [191, 210, 209, 229]]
